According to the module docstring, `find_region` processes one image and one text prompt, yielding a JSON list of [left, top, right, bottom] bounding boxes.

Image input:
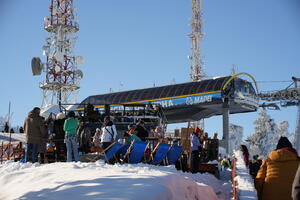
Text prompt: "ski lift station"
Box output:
[[77, 73, 260, 152]]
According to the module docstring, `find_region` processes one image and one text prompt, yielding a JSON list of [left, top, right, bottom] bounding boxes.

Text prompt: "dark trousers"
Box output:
[[191, 150, 199, 173], [26, 143, 39, 163], [100, 142, 112, 149]]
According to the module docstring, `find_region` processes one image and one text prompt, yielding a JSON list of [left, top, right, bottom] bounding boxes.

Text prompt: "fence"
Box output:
[[232, 157, 238, 200], [0, 142, 24, 163]]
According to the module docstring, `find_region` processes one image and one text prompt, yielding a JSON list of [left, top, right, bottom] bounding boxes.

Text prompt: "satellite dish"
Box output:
[[31, 57, 43, 76], [76, 56, 84, 66], [75, 69, 83, 79]]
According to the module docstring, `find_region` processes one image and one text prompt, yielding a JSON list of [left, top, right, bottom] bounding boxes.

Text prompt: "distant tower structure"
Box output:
[[189, 0, 205, 81], [35, 0, 84, 108], [231, 64, 238, 75]]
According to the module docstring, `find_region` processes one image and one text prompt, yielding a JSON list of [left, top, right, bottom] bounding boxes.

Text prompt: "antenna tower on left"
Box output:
[[189, 0, 205, 81], [32, 0, 84, 109]]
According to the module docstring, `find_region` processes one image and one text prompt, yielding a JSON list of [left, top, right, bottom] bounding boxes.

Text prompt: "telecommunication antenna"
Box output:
[[31, 0, 84, 109], [189, 0, 206, 81]]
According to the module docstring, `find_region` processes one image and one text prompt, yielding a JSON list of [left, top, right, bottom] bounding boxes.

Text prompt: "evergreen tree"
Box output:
[[279, 121, 289, 137], [229, 124, 243, 155], [246, 109, 280, 158]]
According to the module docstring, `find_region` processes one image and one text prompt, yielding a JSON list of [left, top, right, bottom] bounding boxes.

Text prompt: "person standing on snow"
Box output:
[[100, 116, 117, 149], [240, 144, 249, 167], [190, 127, 202, 173], [77, 121, 92, 154], [255, 137, 299, 200], [24, 107, 46, 163], [63, 111, 79, 162]]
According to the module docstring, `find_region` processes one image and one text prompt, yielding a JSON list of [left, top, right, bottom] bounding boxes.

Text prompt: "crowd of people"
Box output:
[[237, 137, 300, 200], [21, 106, 300, 199], [1, 122, 24, 133], [22, 106, 164, 163], [190, 127, 219, 173]]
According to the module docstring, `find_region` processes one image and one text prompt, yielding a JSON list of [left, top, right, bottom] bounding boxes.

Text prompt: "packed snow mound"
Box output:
[[0, 161, 222, 200]]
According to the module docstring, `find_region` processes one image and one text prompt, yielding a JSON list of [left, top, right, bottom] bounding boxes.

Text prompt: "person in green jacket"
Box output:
[[63, 111, 79, 162], [124, 124, 141, 145]]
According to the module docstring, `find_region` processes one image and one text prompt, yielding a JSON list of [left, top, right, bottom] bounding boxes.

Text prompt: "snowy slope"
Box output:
[[0, 133, 231, 199], [0, 132, 25, 144], [0, 161, 230, 200]]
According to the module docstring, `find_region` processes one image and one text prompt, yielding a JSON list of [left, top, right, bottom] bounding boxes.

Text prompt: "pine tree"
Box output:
[[279, 121, 289, 137], [229, 124, 243, 154], [246, 109, 280, 158]]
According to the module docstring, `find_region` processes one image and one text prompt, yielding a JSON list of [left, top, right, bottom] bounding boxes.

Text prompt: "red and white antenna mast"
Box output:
[[189, 0, 206, 81], [33, 0, 84, 109]]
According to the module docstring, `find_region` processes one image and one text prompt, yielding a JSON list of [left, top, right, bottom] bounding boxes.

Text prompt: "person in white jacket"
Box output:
[[100, 116, 117, 149]]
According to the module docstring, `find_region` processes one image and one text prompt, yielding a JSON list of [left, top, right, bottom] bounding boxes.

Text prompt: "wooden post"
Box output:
[[187, 121, 191, 171]]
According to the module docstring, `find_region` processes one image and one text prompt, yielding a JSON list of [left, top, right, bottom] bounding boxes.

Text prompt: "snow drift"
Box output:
[[0, 161, 226, 200]]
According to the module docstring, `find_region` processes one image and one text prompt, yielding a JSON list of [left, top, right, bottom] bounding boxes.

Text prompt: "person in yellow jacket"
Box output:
[[255, 137, 300, 200]]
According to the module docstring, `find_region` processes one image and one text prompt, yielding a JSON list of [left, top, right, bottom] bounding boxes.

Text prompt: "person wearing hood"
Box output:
[[255, 137, 300, 200], [93, 128, 102, 148], [24, 107, 46, 163]]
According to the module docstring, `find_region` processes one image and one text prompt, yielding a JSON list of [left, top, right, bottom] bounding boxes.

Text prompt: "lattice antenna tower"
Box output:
[[189, 0, 206, 81], [32, 0, 84, 109]]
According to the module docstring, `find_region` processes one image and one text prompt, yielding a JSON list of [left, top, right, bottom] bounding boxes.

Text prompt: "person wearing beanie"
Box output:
[[255, 137, 299, 200]]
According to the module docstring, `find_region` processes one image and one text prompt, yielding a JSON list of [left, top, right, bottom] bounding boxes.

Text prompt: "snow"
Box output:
[[233, 150, 257, 200], [0, 132, 25, 144], [0, 161, 229, 200], [0, 133, 232, 200]]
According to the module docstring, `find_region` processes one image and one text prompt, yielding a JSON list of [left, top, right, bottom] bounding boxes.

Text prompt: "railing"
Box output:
[[232, 157, 238, 200], [232, 151, 258, 200], [0, 142, 24, 163]]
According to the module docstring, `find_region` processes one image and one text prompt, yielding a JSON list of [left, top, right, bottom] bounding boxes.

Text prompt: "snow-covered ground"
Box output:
[[233, 150, 257, 200], [0, 132, 25, 144], [0, 132, 232, 200], [0, 161, 231, 200]]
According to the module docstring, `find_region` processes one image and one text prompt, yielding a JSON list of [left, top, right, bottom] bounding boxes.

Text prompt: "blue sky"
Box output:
[[0, 0, 299, 139]]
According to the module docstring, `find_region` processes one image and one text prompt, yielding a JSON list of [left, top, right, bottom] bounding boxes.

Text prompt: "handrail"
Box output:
[[232, 157, 238, 200], [0, 141, 24, 163]]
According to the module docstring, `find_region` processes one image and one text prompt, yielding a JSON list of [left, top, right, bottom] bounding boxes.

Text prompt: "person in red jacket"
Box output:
[[240, 144, 249, 167]]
